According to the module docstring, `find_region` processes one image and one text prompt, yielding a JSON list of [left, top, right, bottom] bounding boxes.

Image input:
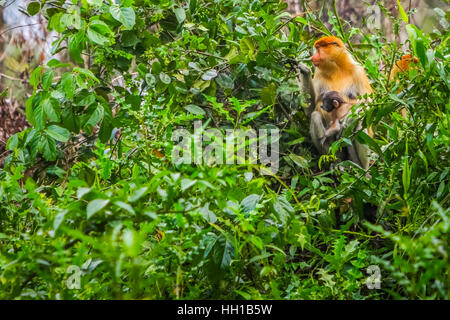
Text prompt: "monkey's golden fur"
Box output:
[[311, 36, 373, 125]]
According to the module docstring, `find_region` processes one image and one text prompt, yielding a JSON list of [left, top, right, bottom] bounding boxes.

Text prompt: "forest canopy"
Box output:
[[0, 0, 449, 300]]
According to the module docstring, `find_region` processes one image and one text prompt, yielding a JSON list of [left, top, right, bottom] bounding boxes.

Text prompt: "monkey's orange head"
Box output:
[[311, 36, 346, 67]]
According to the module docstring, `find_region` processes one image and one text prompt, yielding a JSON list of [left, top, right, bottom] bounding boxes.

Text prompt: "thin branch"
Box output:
[[0, 23, 41, 37], [0, 72, 27, 82]]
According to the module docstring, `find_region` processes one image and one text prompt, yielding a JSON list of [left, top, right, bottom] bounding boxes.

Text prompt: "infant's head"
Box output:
[[320, 91, 346, 112]]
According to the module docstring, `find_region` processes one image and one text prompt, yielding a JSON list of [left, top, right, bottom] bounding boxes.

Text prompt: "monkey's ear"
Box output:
[[332, 99, 340, 108]]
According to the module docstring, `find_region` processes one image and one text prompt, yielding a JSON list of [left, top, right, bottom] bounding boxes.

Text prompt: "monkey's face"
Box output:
[[311, 37, 345, 67]]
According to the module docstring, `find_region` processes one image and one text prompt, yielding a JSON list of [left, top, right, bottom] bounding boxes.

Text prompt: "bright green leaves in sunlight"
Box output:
[[396, 0, 409, 23]]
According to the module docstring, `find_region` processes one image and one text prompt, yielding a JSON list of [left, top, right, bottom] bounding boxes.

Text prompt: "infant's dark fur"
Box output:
[[320, 91, 345, 112], [319, 91, 352, 145]]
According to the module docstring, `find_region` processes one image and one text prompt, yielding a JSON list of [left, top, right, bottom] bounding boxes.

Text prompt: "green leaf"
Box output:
[[200, 203, 217, 223], [436, 181, 445, 199], [84, 105, 104, 129], [73, 67, 100, 83], [396, 0, 408, 23], [6, 133, 19, 151], [356, 131, 382, 156], [189, 0, 197, 14], [98, 105, 113, 142], [261, 83, 276, 105], [114, 201, 135, 215], [402, 156, 411, 194], [272, 195, 294, 225], [110, 5, 135, 30], [185, 104, 205, 115], [289, 153, 309, 169], [46, 125, 70, 142], [27, 2, 40, 16], [87, 20, 112, 45], [30, 66, 43, 90], [159, 72, 171, 84], [201, 69, 218, 81], [53, 210, 67, 231], [87, 199, 110, 219], [68, 31, 85, 64], [34, 104, 45, 130], [128, 187, 148, 202], [240, 194, 261, 213], [87, 0, 103, 7], [38, 135, 57, 161], [43, 98, 60, 122], [60, 73, 76, 99], [174, 7, 186, 24], [42, 68, 54, 90], [240, 37, 255, 60]]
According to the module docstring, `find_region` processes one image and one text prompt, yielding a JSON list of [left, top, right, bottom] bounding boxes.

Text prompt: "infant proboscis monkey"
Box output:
[[320, 91, 353, 145]]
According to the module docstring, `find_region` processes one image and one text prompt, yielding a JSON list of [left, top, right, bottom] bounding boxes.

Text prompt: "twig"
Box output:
[[0, 23, 41, 37], [0, 72, 27, 82]]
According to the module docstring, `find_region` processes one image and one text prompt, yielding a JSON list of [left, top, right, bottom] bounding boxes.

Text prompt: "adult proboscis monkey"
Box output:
[[309, 36, 373, 169]]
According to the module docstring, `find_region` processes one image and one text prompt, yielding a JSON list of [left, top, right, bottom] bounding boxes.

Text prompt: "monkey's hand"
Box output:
[[297, 62, 312, 76], [320, 135, 327, 146]]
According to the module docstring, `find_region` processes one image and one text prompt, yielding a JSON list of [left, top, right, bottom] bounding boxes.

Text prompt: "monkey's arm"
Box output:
[[310, 110, 329, 154], [296, 63, 316, 117]]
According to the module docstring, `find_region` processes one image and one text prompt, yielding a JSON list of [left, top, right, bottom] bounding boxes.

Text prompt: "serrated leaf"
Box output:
[[46, 125, 70, 142], [42, 98, 59, 122], [61, 73, 76, 99], [273, 195, 294, 225], [42, 68, 54, 90], [240, 194, 261, 213], [38, 135, 57, 161], [30, 66, 43, 90]]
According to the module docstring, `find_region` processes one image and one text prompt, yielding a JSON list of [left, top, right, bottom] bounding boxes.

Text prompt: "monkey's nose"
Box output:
[[311, 54, 320, 66]]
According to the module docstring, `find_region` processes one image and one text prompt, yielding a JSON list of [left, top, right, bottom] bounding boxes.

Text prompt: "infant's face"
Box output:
[[321, 98, 336, 112]]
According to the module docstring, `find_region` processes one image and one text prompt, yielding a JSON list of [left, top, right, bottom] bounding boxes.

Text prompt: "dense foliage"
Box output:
[[0, 0, 448, 299]]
